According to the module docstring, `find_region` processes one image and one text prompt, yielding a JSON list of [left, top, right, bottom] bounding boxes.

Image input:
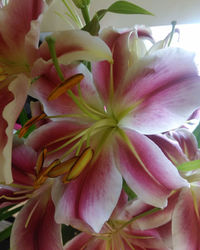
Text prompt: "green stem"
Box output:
[[81, 5, 90, 25], [45, 36, 65, 81]]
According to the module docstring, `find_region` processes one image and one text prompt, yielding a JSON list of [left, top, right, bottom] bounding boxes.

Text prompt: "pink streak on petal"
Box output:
[[0, 0, 44, 50], [115, 129, 188, 207], [120, 48, 200, 134], [79, 149, 122, 232], [64, 232, 92, 250], [10, 195, 63, 250], [172, 188, 200, 250], [53, 149, 122, 233]]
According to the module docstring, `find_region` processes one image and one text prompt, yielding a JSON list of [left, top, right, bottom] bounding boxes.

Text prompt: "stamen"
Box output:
[[25, 200, 40, 228], [35, 148, 48, 176], [62, 147, 93, 183], [47, 157, 78, 177], [18, 112, 46, 138], [0, 194, 30, 201], [34, 159, 60, 188], [47, 73, 84, 101]]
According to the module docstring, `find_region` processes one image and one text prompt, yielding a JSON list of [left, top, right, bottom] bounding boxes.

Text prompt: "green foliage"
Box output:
[[108, 1, 153, 15], [72, 0, 90, 9], [123, 179, 137, 200], [0, 225, 12, 243], [177, 159, 200, 172], [193, 122, 200, 148], [82, 14, 100, 36], [82, 0, 153, 36], [0, 205, 23, 243]]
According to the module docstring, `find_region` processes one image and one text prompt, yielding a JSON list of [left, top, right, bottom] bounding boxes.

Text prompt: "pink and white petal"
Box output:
[[115, 129, 188, 208], [119, 48, 200, 134], [0, 75, 29, 184], [0, 0, 44, 50], [169, 128, 198, 161], [10, 194, 63, 250], [64, 232, 93, 250], [111, 190, 128, 218], [135, 192, 179, 230], [53, 149, 122, 233], [30, 63, 103, 117], [39, 30, 112, 64], [172, 188, 200, 250], [12, 139, 37, 174], [148, 133, 189, 166], [79, 149, 122, 232], [26, 120, 88, 165]]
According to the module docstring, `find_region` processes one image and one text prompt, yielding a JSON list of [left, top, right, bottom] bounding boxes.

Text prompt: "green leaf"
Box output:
[[177, 159, 200, 172], [108, 1, 153, 15], [0, 205, 23, 221], [123, 179, 137, 200], [19, 108, 29, 126], [0, 225, 12, 242], [193, 122, 200, 148], [82, 14, 100, 36]]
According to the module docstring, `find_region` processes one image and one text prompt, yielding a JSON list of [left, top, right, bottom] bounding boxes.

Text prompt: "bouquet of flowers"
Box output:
[[1, 0, 200, 249]]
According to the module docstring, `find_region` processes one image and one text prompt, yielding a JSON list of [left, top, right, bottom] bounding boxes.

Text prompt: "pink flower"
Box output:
[[27, 27, 200, 232], [0, 137, 64, 250], [0, 0, 112, 184], [0, 0, 44, 184], [64, 191, 174, 250], [149, 129, 200, 250]]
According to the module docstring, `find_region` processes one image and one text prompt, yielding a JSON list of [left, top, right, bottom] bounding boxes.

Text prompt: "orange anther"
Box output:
[[47, 157, 78, 178], [62, 147, 94, 184], [35, 148, 48, 176], [34, 159, 60, 188], [47, 73, 84, 101], [18, 113, 46, 138]]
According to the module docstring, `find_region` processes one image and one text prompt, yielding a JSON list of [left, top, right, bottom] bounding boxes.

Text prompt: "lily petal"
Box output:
[[0, 0, 44, 51], [31, 63, 103, 117], [10, 193, 63, 250], [119, 48, 200, 134], [115, 129, 188, 207], [0, 74, 29, 183], [172, 188, 200, 250], [53, 148, 122, 233], [39, 29, 112, 64]]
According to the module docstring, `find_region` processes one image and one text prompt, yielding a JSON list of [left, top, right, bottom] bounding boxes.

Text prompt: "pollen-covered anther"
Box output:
[[33, 158, 61, 189], [35, 148, 48, 176], [62, 147, 94, 184], [18, 112, 47, 138], [47, 156, 78, 178], [47, 73, 84, 101]]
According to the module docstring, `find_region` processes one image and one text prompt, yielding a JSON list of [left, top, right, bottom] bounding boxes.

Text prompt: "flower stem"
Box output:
[[45, 36, 65, 81], [81, 5, 90, 25]]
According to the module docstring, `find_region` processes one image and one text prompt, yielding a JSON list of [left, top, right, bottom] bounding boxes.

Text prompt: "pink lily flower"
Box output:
[[0, 0, 45, 184], [0, 0, 113, 184], [149, 129, 200, 250], [64, 191, 175, 250], [0, 136, 64, 250], [26, 27, 200, 232]]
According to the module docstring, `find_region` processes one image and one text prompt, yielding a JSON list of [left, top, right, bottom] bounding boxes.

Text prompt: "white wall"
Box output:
[[90, 0, 200, 28]]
